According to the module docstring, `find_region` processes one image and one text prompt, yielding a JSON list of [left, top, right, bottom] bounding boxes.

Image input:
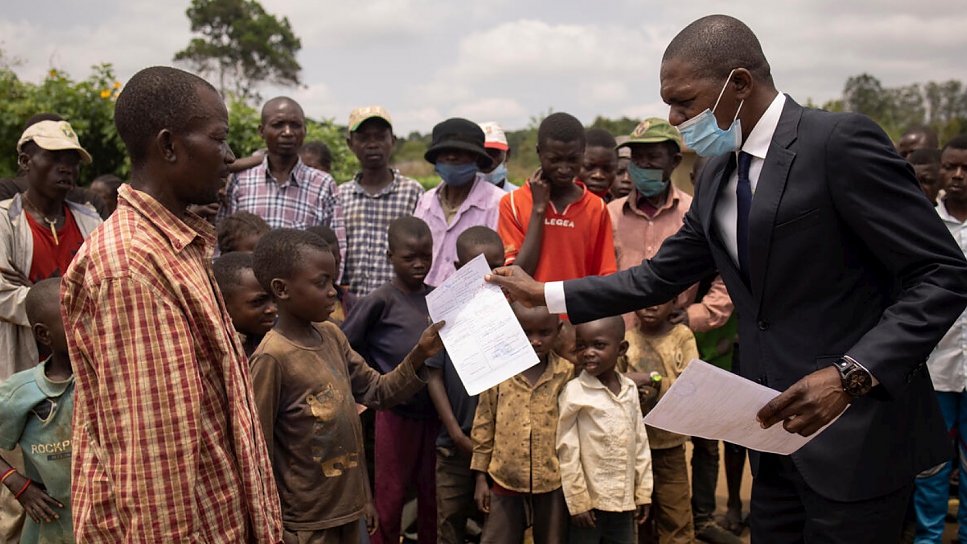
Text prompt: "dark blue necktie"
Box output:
[[736, 151, 753, 279]]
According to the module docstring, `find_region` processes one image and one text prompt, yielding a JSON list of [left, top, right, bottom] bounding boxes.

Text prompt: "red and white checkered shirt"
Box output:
[[62, 185, 283, 543]]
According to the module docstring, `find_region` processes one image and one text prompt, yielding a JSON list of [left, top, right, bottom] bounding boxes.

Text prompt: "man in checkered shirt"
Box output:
[[216, 96, 345, 250], [339, 106, 424, 296]]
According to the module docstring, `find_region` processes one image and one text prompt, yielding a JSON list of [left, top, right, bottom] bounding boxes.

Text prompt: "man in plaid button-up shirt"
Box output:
[[216, 97, 345, 250], [62, 67, 283, 543], [340, 106, 424, 296]]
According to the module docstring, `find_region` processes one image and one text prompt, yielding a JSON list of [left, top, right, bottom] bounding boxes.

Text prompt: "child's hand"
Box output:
[[530, 170, 551, 214], [454, 432, 474, 457], [363, 500, 380, 535], [474, 473, 491, 513], [415, 321, 446, 359], [572, 510, 597, 528], [635, 504, 650, 525], [13, 479, 62, 524]]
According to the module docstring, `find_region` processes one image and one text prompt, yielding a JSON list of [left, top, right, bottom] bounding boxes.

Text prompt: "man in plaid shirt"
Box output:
[[340, 106, 424, 296], [62, 67, 283, 543], [216, 96, 344, 250]]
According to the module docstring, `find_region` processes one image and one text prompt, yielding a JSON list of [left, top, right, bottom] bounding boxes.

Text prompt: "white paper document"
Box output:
[[426, 254, 538, 395], [643, 359, 842, 455]]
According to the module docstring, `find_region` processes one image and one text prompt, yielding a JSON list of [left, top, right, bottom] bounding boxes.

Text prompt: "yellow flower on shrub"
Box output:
[[113, 82, 121, 89], [100, 89, 111, 99], [49, 69, 57, 78]]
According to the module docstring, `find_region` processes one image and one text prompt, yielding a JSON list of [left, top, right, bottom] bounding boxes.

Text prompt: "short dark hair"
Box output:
[[903, 125, 939, 148], [908, 147, 941, 166], [260, 96, 304, 124], [252, 228, 331, 292], [387, 216, 431, 252], [300, 141, 332, 164], [663, 15, 773, 85], [585, 128, 617, 150], [213, 252, 255, 296], [577, 315, 626, 343], [216, 211, 271, 254], [942, 134, 967, 154], [538, 113, 586, 148], [456, 226, 503, 262], [306, 225, 338, 248], [114, 66, 219, 168], [25, 277, 61, 327]]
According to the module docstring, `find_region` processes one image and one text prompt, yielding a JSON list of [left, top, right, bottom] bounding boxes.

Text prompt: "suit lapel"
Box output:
[[749, 97, 802, 311], [700, 155, 753, 300]]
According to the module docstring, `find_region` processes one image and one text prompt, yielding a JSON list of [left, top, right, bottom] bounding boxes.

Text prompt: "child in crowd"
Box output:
[[213, 252, 277, 358], [301, 141, 334, 173], [216, 210, 270, 254], [580, 128, 619, 200], [89, 174, 123, 217], [307, 225, 358, 325], [426, 226, 505, 544], [249, 228, 444, 544], [611, 141, 634, 201], [339, 106, 424, 297], [471, 303, 572, 544], [479, 122, 517, 192], [498, 112, 616, 282], [554, 320, 582, 369], [0, 279, 74, 543], [558, 316, 652, 544], [908, 147, 942, 205], [620, 300, 698, 544], [415, 118, 503, 287], [341, 216, 441, 544]]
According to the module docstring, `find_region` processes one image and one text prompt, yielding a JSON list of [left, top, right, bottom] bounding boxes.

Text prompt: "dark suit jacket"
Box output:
[[564, 96, 967, 502]]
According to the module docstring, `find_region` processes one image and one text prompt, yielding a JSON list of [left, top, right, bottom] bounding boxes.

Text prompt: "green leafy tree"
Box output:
[[174, 0, 302, 101]]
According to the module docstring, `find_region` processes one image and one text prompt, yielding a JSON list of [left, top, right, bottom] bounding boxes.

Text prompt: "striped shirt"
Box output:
[[62, 185, 283, 543], [339, 170, 424, 296], [217, 156, 345, 246]]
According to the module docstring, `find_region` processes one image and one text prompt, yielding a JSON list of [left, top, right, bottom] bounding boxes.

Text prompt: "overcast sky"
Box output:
[[2, 0, 965, 135]]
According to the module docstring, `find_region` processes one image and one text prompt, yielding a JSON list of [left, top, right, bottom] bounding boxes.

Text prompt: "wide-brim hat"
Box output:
[[424, 118, 494, 169], [17, 120, 93, 163]]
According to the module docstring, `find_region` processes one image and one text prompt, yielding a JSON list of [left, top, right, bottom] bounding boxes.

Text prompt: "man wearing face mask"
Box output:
[[479, 122, 517, 193], [487, 14, 967, 543], [415, 118, 502, 287]]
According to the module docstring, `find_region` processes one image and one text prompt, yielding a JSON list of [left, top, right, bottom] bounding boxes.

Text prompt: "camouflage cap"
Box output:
[[617, 117, 683, 152]]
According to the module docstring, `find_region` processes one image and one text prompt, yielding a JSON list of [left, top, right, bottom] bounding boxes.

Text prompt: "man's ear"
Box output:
[[156, 129, 177, 164], [386, 249, 393, 262], [270, 278, 289, 300], [618, 339, 629, 358], [671, 152, 683, 171], [732, 68, 754, 101], [17, 152, 30, 172], [257, 123, 265, 140], [33, 323, 52, 347]]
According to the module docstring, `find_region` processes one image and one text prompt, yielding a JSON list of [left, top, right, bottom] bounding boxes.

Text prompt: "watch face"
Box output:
[[845, 368, 873, 396]]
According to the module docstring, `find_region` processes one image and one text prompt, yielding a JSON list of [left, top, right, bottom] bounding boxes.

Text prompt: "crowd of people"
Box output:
[[0, 13, 966, 544]]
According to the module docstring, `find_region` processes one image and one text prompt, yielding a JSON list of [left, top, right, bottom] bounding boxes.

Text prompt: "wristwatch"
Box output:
[[833, 356, 873, 397]]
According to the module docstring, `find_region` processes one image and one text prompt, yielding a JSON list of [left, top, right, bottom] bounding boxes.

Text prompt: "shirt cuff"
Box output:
[[545, 281, 568, 315]]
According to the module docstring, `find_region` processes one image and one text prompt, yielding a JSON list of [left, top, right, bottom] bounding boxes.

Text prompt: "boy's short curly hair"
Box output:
[[387, 216, 431, 252], [217, 211, 271, 254], [25, 277, 62, 327], [585, 128, 617, 150], [252, 228, 330, 293], [537, 112, 586, 148], [213, 252, 255, 297]]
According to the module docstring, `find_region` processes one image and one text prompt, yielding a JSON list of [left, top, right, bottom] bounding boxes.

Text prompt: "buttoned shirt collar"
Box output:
[[630, 184, 684, 219], [576, 368, 636, 397], [258, 155, 310, 188], [348, 169, 403, 197], [938, 199, 965, 225], [118, 184, 214, 255], [741, 92, 786, 161]]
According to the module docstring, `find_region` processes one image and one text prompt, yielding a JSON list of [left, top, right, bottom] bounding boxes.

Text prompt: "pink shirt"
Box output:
[[608, 185, 733, 332], [415, 176, 504, 287]]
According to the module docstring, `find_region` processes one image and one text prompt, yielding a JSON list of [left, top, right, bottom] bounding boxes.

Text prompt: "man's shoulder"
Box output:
[[395, 174, 426, 195]]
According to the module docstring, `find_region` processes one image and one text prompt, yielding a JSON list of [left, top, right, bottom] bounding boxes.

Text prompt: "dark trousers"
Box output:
[[690, 437, 720, 527], [435, 447, 479, 544], [750, 453, 913, 544], [569, 510, 636, 544], [481, 487, 568, 544], [283, 520, 360, 544], [640, 445, 694, 544], [371, 410, 439, 544]]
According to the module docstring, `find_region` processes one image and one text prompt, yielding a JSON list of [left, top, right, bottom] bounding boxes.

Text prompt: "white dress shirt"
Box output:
[[926, 201, 967, 393]]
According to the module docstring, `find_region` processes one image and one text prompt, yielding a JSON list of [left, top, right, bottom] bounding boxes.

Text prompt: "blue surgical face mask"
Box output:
[[483, 163, 508, 186], [628, 163, 668, 197], [435, 162, 479, 187], [678, 69, 745, 158]]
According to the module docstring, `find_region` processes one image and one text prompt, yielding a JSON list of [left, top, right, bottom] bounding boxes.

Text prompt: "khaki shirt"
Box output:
[[557, 371, 652, 515], [620, 324, 698, 450], [470, 352, 573, 493]]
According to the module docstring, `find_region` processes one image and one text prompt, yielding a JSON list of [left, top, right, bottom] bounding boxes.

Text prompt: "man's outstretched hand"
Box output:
[[485, 266, 546, 307], [756, 366, 851, 437]]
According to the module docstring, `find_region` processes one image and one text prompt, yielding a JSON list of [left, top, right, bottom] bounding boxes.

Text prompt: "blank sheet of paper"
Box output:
[[426, 254, 538, 395], [643, 359, 843, 455]]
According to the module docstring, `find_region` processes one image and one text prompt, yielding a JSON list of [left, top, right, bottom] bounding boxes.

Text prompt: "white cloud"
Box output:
[[448, 97, 528, 127]]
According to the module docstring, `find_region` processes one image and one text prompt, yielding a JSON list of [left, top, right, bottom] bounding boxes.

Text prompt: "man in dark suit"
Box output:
[[488, 15, 967, 543]]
